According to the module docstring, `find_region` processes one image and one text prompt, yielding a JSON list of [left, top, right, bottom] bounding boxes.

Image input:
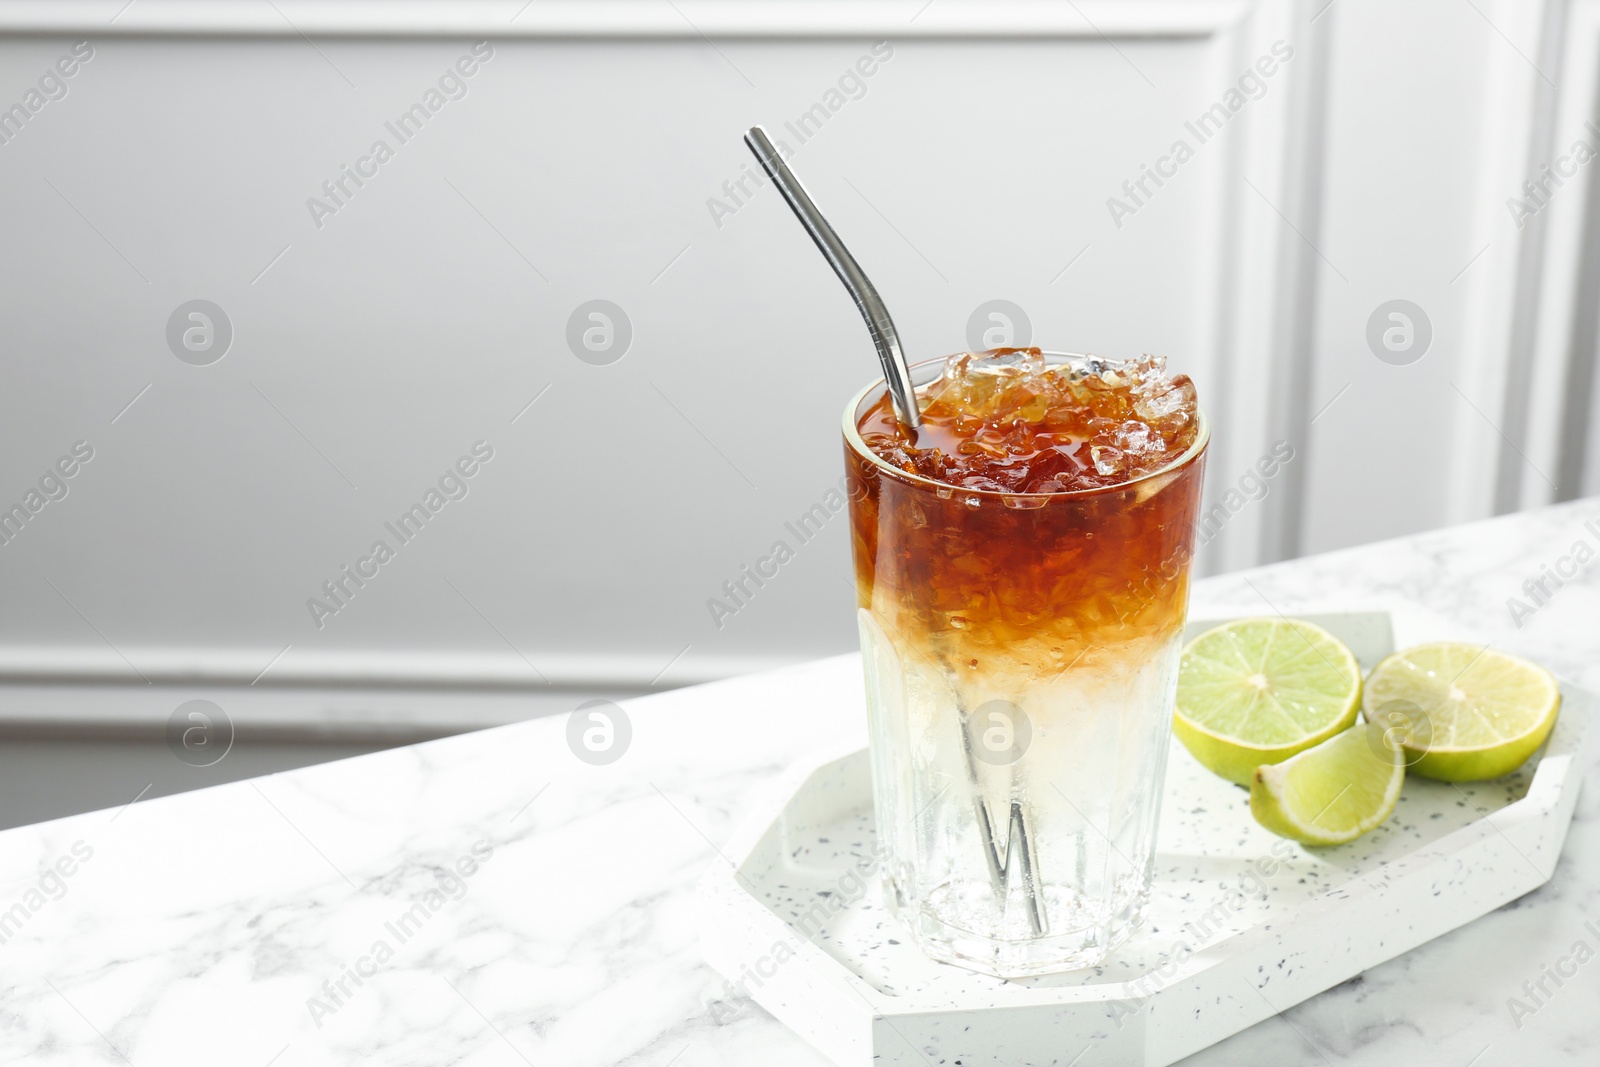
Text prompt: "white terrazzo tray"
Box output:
[[698, 612, 1594, 1066]]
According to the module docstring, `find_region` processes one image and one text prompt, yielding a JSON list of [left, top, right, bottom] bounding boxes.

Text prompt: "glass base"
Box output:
[[886, 870, 1149, 978]]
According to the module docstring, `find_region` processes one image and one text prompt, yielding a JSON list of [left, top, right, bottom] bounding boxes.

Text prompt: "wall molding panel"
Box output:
[[0, 1, 1248, 39]]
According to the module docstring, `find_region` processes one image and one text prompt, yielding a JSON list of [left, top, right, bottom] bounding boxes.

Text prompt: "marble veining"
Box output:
[[3, 499, 1600, 1065]]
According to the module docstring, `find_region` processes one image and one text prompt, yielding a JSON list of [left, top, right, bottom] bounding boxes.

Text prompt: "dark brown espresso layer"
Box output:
[[847, 350, 1207, 673]]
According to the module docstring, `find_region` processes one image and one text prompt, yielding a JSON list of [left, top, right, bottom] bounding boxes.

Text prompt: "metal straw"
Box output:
[[958, 706, 1048, 937], [742, 126, 921, 430]]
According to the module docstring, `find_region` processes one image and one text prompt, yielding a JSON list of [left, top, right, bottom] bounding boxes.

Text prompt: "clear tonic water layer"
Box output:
[[844, 349, 1208, 977]]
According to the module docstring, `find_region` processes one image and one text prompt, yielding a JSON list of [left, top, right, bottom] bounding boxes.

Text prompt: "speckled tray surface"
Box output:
[[699, 612, 1595, 1067]]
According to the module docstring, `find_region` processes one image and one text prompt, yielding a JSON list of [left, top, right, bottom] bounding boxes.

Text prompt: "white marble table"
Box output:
[[4, 500, 1600, 1067]]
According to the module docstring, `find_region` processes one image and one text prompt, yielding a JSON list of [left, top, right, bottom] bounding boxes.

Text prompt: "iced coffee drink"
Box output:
[[844, 347, 1207, 977]]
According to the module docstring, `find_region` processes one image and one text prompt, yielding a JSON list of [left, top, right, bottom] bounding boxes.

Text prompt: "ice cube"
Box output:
[[965, 347, 1046, 375], [931, 348, 1049, 422], [1115, 420, 1161, 455], [939, 347, 1046, 386], [1133, 386, 1185, 421], [1090, 445, 1124, 477], [1128, 353, 1167, 379]]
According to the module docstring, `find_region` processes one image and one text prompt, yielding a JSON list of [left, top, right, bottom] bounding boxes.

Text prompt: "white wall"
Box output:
[[0, 0, 1589, 706]]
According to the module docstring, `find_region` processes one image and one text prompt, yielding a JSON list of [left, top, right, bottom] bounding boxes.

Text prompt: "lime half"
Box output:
[[1363, 642, 1560, 782], [1174, 618, 1363, 785], [1250, 725, 1405, 846]]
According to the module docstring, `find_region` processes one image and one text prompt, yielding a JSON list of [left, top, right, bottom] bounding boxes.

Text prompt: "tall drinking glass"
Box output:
[[843, 352, 1209, 977]]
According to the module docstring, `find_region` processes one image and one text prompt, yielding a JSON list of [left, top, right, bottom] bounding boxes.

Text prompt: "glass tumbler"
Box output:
[[842, 353, 1209, 977]]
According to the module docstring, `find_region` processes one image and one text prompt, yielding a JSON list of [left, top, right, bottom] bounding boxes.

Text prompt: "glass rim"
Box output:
[[841, 351, 1210, 501]]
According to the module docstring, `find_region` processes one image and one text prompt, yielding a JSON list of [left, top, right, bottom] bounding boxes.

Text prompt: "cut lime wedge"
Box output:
[[1250, 725, 1405, 846]]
